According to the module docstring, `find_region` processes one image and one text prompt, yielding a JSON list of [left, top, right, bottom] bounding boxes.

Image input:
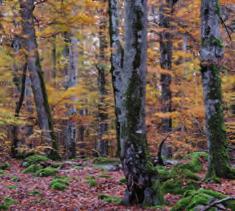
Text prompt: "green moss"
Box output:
[[0, 162, 10, 170], [25, 154, 49, 166], [29, 189, 42, 196], [86, 176, 97, 187], [11, 176, 20, 182], [22, 164, 43, 174], [0, 197, 16, 210], [171, 188, 231, 211], [7, 185, 17, 190], [98, 194, 122, 204], [119, 177, 127, 185], [35, 166, 58, 177], [50, 176, 69, 191]]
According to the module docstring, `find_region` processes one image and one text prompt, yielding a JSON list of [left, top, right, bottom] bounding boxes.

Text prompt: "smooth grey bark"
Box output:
[[19, 0, 59, 159], [63, 32, 78, 159], [108, 0, 123, 156], [200, 0, 235, 179], [120, 0, 162, 205], [159, 0, 173, 132], [96, 2, 109, 157]]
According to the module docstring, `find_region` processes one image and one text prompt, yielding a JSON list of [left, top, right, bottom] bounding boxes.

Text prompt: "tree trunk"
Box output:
[[96, 1, 109, 157], [200, 0, 235, 179], [120, 0, 162, 205], [159, 0, 173, 132], [108, 0, 124, 156], [63, 32, 78, 159], [19, 0, 59, 159]]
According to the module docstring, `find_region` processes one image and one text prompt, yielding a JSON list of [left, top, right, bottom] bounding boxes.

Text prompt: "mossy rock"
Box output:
[[0, 162, 10, 170], [86, 176, 97, 187], [181, 152, 208, 173], [0, 197, 16, 210], [98, 194, 122, 205], [35, 167, 58, 177], [50, 176, 69, 191], [22, 164, 43, 174], [172, 188, 234, 211], [24, 154, 49, 167]]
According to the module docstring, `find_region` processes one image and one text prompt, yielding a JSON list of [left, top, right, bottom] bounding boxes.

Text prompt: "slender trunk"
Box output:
[[108, 0, 124, 156], [64, 32, 78, 159], [19, 0, 59, 159], [159, 0, 173, 132], [96, 2, 109, 157], [51, 35, 57, 82], [200, 0, 235, 179], [120, 0, 162, 205]]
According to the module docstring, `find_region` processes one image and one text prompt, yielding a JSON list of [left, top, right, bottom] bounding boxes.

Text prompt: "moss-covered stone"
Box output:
[[86, 176, 97, 187], [50, 176, 69, 191], [22, 164, 43, 174], [35, 166, 58, 177], [98, 194, 122, 204], [171, 188, 234, 211], [0, 162, 10, 170], [0, 197, 16, 210]]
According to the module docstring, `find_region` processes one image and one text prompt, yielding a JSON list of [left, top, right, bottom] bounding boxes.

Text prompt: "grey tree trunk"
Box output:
[[200, 0, 235, 179], [96, 1, 109, 157], [19, 0, 59, 159], [108, 0, 123, 156], [120, 0, 162, 205], [159, 0, 173, 132], [63, 32, 78, 159]]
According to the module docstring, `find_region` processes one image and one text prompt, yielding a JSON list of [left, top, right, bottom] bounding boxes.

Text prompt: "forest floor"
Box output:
[[0, 154, 235, 211]]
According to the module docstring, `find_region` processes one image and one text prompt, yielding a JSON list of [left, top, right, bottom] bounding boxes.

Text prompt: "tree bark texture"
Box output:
[[159, 0, 173, 132], [120, 0, 163, 205], [200, 0, 235, 179], [19, 0, 59, 159], [63, 32, 79, 159], [108, 0, 124, 156]]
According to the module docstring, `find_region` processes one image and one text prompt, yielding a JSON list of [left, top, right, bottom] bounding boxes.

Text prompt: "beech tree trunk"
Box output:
[[159, 0, 173, 132], [120, 0, 162, 205], [108, 0, 123, 156], [19, 0, 59, 159], [63, 32, 78, 159], [200, 0, 235, 179], [96, 1, 109, 157]]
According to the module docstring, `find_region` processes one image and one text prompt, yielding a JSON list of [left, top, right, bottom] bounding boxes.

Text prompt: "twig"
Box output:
[[202, 196, 235, 211]]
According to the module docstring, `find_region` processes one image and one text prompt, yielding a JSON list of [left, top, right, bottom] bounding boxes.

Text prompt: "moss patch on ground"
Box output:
[[35, 166, 58, 177], [98, 194, 122, 205], [50, 176, 70, 191], [0, 197, 16, 210], [171, 188, 235, 211], [156, 152, 207, 195]]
